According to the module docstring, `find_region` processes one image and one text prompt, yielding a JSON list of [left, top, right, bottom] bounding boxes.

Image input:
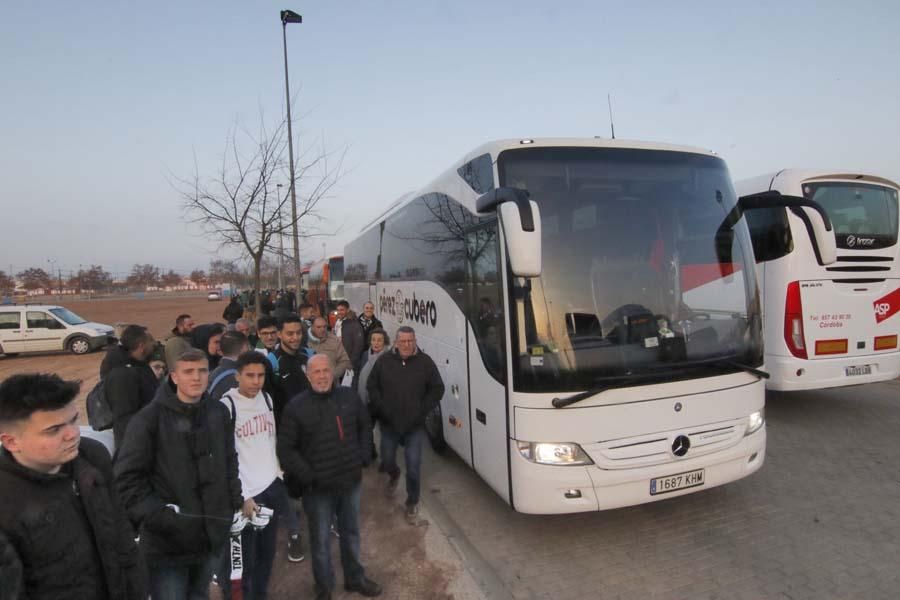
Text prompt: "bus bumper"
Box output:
[[765, 352, 900, 391], [509, 428, 765, 514]]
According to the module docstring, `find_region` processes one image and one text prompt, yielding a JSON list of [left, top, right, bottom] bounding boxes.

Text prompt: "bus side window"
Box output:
[[744, 206, 794, 263]]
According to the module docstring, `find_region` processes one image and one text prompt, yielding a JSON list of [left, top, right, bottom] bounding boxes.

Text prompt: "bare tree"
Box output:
[[178, 114, 345, 311], [126, 264, 160, 290], [17, 268, 52, 292], [160, 270, 183, 288], [0, 271, 15, 296], [190, 270, 208, 287]]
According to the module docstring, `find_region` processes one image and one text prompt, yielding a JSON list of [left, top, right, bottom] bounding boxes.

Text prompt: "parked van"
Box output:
[[0, 305, 115, 357]]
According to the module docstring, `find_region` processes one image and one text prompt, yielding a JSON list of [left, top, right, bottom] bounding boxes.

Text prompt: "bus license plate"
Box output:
[[845, 365, 872, 377], [650, 469, 705, 496]]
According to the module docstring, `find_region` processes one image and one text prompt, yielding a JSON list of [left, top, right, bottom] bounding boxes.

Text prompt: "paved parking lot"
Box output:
[[422, 379, 900, 600]]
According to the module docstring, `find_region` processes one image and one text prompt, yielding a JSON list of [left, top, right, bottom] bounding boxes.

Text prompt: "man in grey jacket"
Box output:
[[307, 317, 352, 382]]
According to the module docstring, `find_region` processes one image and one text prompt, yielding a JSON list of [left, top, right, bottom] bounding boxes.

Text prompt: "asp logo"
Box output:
[[379, 290, 438, 328], [873, 288, 900, 324]]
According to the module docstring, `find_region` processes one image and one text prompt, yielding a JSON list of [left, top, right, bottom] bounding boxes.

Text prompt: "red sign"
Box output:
[[873, 288, 900, 324]]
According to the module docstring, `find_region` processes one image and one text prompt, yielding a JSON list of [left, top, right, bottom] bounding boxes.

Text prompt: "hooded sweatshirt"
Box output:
[[190, 323, 225, 370]]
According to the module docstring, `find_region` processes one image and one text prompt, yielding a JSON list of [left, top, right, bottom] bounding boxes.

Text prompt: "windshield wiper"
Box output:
[[551, 358, 768, 409], [706, 359, 769, 380], [552, 370, 691, 409]]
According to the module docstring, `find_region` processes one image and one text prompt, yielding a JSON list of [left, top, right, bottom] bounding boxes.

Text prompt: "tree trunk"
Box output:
[[254, 255, 263, 319]]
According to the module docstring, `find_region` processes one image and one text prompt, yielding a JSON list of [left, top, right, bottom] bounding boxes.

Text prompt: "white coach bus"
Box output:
[[737, 170, 900, 391], [345, 139, 834, 514]]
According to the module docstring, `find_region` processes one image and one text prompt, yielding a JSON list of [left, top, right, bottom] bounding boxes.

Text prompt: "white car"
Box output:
[[0, 305, 115, 357], [207, 290, 222, 301]]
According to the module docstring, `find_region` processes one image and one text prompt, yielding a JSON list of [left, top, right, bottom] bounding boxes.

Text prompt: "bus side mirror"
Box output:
[[739, 192, 836, 266], [793, 206, 836, 265], [476, 187, 543, 277]]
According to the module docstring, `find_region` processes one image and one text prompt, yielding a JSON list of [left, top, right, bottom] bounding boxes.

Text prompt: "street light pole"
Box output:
[[280, 9, 303, 297], [276, 183, 285, 290]]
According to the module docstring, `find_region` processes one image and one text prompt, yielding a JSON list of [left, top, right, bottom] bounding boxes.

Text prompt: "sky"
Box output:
[[2, 0, 899, 278]]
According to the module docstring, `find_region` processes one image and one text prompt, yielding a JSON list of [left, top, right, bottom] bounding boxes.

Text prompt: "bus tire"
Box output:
[[425, 404, 447, 454]]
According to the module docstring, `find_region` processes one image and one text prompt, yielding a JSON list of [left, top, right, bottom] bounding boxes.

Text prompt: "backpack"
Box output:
[[86, 379, 114, 431], [208, 368, 238, 395], [222, 391, 274, 428]]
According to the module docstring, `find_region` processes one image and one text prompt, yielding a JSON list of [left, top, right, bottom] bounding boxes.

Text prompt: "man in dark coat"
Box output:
[[115, 348, 243, 599], [358, 301, 383, 349], [367, 326, 445, 521], [0, 373, 146, 600], [191, 322, 226, 370], [99, 324, 159, 451], [335, 300, 365, 384], [277, 354, 381, 600], [274, 314, 311, 405], [222, 296, 244, 324], [207, 330, 250, 402]]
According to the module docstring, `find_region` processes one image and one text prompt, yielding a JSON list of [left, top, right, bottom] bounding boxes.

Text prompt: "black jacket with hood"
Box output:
[[366, 347, 445, 435], [222, 298, 244, 323], [277, 384, 372, 496], [114, 382, 242, 566], [190, 323, 225, 370], [0, 438, 146, 600], [99, 344, 159, 451]]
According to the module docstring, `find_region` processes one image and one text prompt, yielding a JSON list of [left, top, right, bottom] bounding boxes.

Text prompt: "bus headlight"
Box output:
[[746, 409, 765, 435], [516, 441, 594, 466]]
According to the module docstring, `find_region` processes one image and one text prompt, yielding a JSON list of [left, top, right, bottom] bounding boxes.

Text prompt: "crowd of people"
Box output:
[[0, 293, 446, 600]]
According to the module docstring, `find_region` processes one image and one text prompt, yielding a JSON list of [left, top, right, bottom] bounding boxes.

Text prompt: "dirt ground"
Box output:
[[0, 294, 227, 420], [0, 294, 460, 599]]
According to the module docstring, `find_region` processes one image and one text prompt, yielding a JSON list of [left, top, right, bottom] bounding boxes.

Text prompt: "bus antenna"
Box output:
[[607, 94, 616, 139]]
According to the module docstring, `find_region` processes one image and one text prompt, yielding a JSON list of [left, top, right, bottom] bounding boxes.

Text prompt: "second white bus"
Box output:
[[737, 170, 900, 391]]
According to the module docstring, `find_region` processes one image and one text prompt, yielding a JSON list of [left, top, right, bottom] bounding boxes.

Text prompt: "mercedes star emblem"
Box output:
[[672, 435, 691, 457]]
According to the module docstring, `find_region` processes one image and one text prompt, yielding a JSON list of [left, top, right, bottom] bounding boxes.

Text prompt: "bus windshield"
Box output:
[[329, 257, 344, 280], [498, 147, 762, 393], [802, 182, 899, 250]]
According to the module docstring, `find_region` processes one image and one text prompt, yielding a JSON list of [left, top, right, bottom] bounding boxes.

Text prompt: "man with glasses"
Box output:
[[115, 348, 243, 600]]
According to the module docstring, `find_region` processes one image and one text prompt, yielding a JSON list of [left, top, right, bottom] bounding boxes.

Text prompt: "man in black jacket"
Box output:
[[275, 314, 311, 403], [277, 354, 381, 600], [0, 373, 146, 600], [222, 296, 244, 324], [115, 348, 243, 599], [99, 324, 158, 451], [358, 301, 383, 349], [207, 330, 250, 401], [367, 326, 445, 521], [335, 300, 365, 385]]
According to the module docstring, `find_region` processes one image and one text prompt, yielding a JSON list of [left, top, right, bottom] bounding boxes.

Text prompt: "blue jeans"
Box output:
[[380, 425, 426, 506], [149, 553, 218, 600], [217, 478, 287, 600], [302, 481, 365, 593]]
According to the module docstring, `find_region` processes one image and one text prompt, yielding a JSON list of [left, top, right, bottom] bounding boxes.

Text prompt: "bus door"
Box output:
[[465, 222, 512, 502]]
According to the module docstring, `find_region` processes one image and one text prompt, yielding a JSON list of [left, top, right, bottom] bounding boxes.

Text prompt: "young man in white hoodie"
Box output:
[[217, 351, 296, 599]]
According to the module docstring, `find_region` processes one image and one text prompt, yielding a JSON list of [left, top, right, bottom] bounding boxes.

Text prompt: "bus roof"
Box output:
[[358, 137, 718, 233], [738, 169, 900, 194]]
